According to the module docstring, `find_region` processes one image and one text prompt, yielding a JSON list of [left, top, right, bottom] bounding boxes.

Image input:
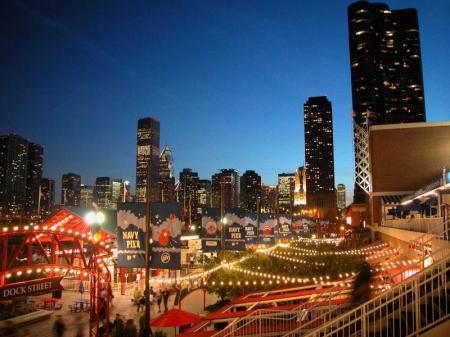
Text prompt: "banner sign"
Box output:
[[243, 213, 257, 244], [224, 208, 246, 250], [278, 215, 292, 238], [201, 208, 221, 251], [150, 203, 182, 270], [117, 203, 146, 268], [259, 213, 276, 244], [291, 218, 302, 235], [1, 277, 63, 300]]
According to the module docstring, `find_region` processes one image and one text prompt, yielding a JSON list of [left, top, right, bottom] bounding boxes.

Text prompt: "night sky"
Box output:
[[1, 0, 449, 203]]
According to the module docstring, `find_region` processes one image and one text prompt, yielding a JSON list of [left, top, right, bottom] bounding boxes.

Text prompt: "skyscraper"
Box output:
[[240, 170, 261, 213], [158, 146, 175, 203], [348, 1, 426, 202], [61, 173, 81, 207], [211, 169, 240, 209], [293, 166, 307, 206], [111, 178, 124, 209], [277, 173, 294, 214], [0, 134, 43, 218], [197, 179, 211, 213], [261, 185, 277, 214], [304, 96, 336, 218], [39, 178, 55, 218], [337, 184, 346, 212], [80, 184, 94, 208], [136, 117, 160, 203], [95, 177, 112, 209], [178, 168, 200, 220]]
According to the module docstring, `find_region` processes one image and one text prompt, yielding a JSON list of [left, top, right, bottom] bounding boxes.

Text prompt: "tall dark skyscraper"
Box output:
[[211, 169, 240, 209], [348, 1, 426, 202], [0, 134, 43, 218], [304, 96, 336, 218], [136, 117, 160, 203], [240, 170, 261, 213], [158, 146, 175, 203], [40, 178, 55, 218], [61, 173, 81, 207]]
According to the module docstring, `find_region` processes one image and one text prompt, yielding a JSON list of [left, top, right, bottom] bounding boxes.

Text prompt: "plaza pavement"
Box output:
[[17, 285, 218, 337]]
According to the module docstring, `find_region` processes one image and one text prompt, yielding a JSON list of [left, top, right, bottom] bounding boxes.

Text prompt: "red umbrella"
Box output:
[[150, 308, 201, 327]]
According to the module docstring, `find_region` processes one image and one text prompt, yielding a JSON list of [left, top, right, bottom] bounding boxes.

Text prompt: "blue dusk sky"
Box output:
[[1, 0, 449, 204]]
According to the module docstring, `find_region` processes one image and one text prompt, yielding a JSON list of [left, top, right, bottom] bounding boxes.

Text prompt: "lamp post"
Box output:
[[144, 164, 152, 337]]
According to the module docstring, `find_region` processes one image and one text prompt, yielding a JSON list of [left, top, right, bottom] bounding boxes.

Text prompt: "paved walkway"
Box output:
[[12, 285, 218, 337]]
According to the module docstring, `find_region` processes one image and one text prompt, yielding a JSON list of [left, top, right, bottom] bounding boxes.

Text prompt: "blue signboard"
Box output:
[[259, 213, 275, 245], [201, 208, 221, 251], [243, 213, 257, 244], [224, 208, 246, 250], [117, 203, 146, 268], [278, 215, 292, 238]]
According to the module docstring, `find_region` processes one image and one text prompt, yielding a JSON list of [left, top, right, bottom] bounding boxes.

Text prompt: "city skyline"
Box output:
[[1, 1, 449, 204]]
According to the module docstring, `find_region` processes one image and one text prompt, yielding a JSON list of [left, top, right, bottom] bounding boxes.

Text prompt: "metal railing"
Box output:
[[302, 248, 450, 337], [209, 283, 354, 337], [383, 217, 444, 234]]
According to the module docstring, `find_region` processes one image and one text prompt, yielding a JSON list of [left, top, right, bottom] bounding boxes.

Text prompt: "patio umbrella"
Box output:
[[150, 308, 201, 327]]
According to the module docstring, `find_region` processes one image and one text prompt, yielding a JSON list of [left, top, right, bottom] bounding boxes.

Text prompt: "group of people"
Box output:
[[112, 313, 150, 337], [133, 287, 170, 313]]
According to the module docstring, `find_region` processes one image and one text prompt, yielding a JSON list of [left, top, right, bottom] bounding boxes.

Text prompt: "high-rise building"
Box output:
[[80, 184, 94, 208], [95, 177, 112, 209], [61, 173, 81, 207], [277, 173, 294, 214], [337, 184, 346, 211], [0, 134, 43, 218], [136, 117, 160, 203], [111, 179, 124, 209], [294, 166, 307, 206], [240, 170, 261, 213], [348, 1, 426, 202], [211, 169, 240, 209], [178, 169, 200, 220], [304, 96, 336, 218], [197, 179, 211, 213], [158, 146, 175, 203], [261, 185, 277, 214], [39, 178, 55, 218]]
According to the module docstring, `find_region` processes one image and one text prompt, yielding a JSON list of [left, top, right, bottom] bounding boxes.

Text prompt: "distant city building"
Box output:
[[80, 184, 94, 208], [304, 96, 336, 218], [136, 117, 160, 203], [211, 169, 240, 209], [348, 1, 426, 202], [95, 177, 112, 209], [61, 173, 81, 207], [294, 166, 307, 206], [197, 179, 211, 213], [240, 170, 261, 213], [179, 169, 200, 220], [261, 185, 277, 214], [39, 178, 55, 218], [337, 184, 346, 211], [277, 173, 295, 214], [0, 134, 43, 218], [111, 178, 124, 209], [158, 146, 176, 203]]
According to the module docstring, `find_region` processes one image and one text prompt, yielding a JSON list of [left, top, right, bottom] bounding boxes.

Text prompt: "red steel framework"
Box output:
[[0, 208, 114, 337]]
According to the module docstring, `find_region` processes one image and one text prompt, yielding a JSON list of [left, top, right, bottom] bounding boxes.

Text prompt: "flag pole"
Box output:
[[145, 164, 152, 336]]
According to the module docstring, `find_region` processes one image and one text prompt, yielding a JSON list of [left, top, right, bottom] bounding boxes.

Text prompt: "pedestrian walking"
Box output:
[[112, 313, 125, 337], [162, 288, 170, 312], [156, 290, 162, 313], [133, 287, 142, 305], [124, 319, 138, 337], [136, 295, 145, 312], [53, 315, 66, 337]]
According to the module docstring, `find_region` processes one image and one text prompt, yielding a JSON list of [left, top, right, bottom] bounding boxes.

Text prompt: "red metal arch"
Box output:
[[0, 208, 115, 337]]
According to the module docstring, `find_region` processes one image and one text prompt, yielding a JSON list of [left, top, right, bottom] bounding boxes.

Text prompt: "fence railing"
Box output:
[[383, 217, 444, 234]]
